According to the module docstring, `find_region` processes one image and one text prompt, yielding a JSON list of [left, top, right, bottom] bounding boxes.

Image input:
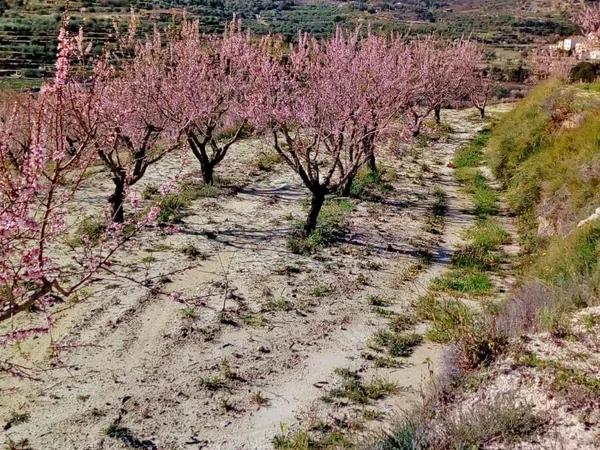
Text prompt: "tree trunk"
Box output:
[[188, 133, 214, 186], [109, 176, 126, 224], [202, 162, 215, 185], [305, 190, 326, 235], [367, 150, 377, 173], [478, 106, 486, 119], [434, 106, 441, 124], [412, 113, 423, 137], [340, 178, 353, 197]]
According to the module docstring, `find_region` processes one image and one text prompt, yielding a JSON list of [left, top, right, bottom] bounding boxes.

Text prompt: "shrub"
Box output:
[[255, 150, 282, 171], [436, 395, 545, 448], [378, 394, 543, 450], [371, 330, 423, 357], [69, 216, 106, 247], [349, 165, 395, 200], [570, 61, 600, 83], [466, 218, 510, 251], [415, 295, 506, 368], [453, 129, 491, 169], [430, 269, 493, 295]]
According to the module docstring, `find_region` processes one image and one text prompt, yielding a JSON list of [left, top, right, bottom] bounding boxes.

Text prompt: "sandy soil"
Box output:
[[0, 107, 499, 450]]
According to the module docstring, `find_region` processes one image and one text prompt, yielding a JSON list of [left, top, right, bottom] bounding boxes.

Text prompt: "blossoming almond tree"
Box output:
[[576, 2, 600, 40], [0, 23, 99, 325], [254, 29, 410, 234], [351, 33, 415, 177], [405, 37, 479, 133], [0, 26, 112, 336], [0, 22, 166, 366], [92, 29, 183, 223], [453, 40, 495, 118], [530, 47, 576, 81], [165, 20, 259, 185]]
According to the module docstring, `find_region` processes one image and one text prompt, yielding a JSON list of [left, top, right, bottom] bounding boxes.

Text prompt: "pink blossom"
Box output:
[[146, 206, 161, 224], [129, 191, 142, 208]]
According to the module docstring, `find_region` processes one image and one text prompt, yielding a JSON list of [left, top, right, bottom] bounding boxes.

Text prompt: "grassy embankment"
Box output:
[[378, 80, 600, 449]]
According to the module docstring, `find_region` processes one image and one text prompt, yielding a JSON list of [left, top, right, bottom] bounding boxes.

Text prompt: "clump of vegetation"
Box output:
[[144, 180, 218, 224], [393, 251, 434, 286], [272, 424, 352, 450], [414, 295, 474, 343], [102, 422, 156, 449], [368, 295, 393, 307], [3, 411, 30, 430], [467, 218, 510, 250], [518, 352, 600, 396], [324, 369, 399, 405], [389, 313, 417, 333], [3, 436, 32, 450], [349, 165, 395, 200], [241, 312, 268, 328], [453, 129, 500, 219], [431, 187, 448, 217], [451, 245, 502, 271], [453, 129, 491, 169], [254, 150, 282, 171], [371, 330, 423, 357], [380, 394, 545, 450], [272, 428, 313, 450], [309, 283, 335, 297], [430, 269, 493, 295], [198, 375, 229, 391], [180, 307, 199, 320], [423, 187, 448, 235], [142, 183, 160, 200], [455, 169, 499, 218], [68, 215, 107, 247], [414, 293, 506, 369], [287, 198, 353, 254], [452, 219, 509, 271], [261, 297, 293, 312], [179, 243, 207, 260], [250, 391, 270, 408]]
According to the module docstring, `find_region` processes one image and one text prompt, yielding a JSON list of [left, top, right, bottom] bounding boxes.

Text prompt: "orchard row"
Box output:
[[0, 16, 492, 348]]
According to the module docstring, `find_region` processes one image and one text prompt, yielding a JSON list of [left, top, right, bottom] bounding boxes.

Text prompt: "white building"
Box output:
[[550, 35, 600, 62]]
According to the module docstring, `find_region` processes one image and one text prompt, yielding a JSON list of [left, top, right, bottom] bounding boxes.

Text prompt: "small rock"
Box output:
[[257, 345, 270, 354]]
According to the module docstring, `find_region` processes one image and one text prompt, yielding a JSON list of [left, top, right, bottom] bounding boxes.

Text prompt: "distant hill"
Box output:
[[0, 0, 575, 81]]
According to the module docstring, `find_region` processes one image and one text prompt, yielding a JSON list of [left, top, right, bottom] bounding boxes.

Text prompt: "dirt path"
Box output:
[[0, 107, 500, 450]]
